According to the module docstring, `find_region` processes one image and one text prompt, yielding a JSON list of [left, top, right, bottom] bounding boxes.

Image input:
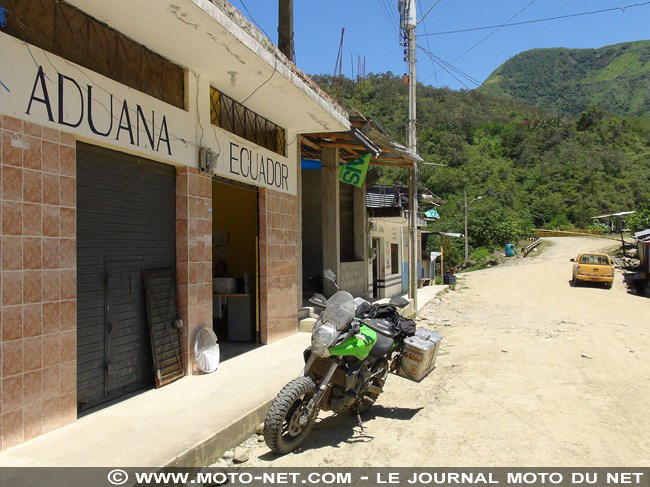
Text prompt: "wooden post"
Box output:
[[440, 236, 444, 283], [278, 0, 295, 62], [321, 147, 340, 297]]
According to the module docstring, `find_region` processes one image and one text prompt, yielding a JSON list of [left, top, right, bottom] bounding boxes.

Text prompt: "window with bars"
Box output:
[[210, 86, 286, 157], [2, 0, 185, 109], [390, 243, 399, 275]]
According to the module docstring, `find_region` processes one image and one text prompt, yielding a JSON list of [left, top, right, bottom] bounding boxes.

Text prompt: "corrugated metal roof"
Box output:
[[366, 186, 401, 208], [634, 228, 650, 241], [592, 211, 636, 219]]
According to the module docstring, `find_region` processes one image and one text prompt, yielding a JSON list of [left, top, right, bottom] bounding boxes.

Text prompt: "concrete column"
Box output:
[[296, 135, 303, 310], [176, 168, 213, 375], [354, 179, 369, 297], [353, 179, 367, 261], [321, 147, 340, 296]]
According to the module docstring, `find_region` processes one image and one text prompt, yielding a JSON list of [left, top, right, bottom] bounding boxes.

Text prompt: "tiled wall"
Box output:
[[0, 116, 77, 450], [259, 189, 298, 344], [176, 167, 213, 374]]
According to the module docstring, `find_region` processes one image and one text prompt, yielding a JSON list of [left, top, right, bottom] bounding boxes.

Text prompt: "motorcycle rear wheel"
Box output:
[[263, 376, 318, 454]]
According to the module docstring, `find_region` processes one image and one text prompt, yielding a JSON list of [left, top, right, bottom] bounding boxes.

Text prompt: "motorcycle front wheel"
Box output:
[[263, 376, 318, 454]]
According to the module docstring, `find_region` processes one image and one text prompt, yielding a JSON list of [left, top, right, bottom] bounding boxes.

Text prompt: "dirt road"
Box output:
[[241, 237, 650, 466]]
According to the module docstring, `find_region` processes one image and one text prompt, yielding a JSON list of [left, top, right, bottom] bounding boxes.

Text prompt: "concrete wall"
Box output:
[[0, 116, 78, 449], [301, 169, 322, 292], [369, 218, 405, 298], [340, 261, 368, 298]]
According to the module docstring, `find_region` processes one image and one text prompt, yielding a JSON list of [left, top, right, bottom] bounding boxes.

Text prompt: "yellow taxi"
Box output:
[[571, 253, 615, 289]]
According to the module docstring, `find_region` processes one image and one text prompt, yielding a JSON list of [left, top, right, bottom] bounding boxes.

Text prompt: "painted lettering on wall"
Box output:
[[25, 66, 172, 155], [228, 141, 290, 191]]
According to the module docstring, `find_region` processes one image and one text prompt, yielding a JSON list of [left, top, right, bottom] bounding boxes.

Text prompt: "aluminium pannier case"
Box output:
[[396, 328, 443, 382]]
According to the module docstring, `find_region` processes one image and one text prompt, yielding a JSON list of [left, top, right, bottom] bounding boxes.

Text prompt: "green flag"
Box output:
[[338, 153, 371, 187]]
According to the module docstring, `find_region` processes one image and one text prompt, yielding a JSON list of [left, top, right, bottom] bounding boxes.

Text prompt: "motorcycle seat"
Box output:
[[369, 333, 394, 358]]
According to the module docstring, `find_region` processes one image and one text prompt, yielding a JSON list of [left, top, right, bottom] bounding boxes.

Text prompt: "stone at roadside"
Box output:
[[581, 353, 592, 359], [222, 450, 234, 460], [233, 447, 250, 464], [256, 422, 264, 435], [257, 435, 265, 442]]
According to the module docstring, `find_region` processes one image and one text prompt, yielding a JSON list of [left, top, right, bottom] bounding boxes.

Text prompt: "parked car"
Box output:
[[570, 253, 615, 289]]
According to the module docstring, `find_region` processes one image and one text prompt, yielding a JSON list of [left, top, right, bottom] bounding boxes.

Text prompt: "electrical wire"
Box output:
[[7, 8, 200, 149], [450, 0, 537, 64], [421, 0, 537, 83], [378, 0, 400, 42], [417, 0, 438, 88], [418, 1, 650, 36], [6, 8, 301, 158], [424, 49, 481, 86], [237, 0, 273, 43], [418, 46, 480, 88], [417, 0, 443, 26], [241, 58, 277, 105], [383, 0, 401, 32]]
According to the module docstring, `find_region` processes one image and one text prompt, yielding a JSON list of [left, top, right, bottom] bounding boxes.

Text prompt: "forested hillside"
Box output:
[[312, 73, 650, 255], [481, 40, 650, 119]]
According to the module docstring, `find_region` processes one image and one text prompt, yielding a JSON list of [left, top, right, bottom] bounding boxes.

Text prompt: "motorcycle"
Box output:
[[263, 270, 417, 454]]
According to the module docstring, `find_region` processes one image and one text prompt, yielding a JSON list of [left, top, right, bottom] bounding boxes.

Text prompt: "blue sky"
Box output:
[[233, 0, 650, 90]]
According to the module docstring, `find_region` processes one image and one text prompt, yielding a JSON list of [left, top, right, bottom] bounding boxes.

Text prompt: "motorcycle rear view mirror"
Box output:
[[389, 296, 410, 308], [309, 293, 328, 307], [323, 269, 340, 291], [323, 269, 337, 283]]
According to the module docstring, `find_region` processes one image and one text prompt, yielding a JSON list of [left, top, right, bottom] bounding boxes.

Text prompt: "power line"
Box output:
[[450, 0, 536, 64], [418, 45, 481, 85], [237, 0, 273, 42], [417, 0, 443, 26], [384, 0, 401, 29], [418, 46, 481, 88], [418, 1, 650, 36], [378, 0, 400, 42], [421, 0, 536, 84], [417, 0, 439, 87], [418, 47, 470, 89]]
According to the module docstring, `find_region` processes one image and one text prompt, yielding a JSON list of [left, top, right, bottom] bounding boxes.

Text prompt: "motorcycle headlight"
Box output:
[[311, 322, 338, 358]]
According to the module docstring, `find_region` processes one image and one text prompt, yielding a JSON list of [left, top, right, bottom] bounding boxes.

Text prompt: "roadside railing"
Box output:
[[533, 228, 622, 241], [522, 237, 542, 257]]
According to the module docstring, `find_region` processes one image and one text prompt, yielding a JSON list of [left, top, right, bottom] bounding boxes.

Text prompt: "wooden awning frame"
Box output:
[[301, 111, 421, 168]]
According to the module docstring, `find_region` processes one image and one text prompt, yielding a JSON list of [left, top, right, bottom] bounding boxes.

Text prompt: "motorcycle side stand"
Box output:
[[353, 406, 365, 432]]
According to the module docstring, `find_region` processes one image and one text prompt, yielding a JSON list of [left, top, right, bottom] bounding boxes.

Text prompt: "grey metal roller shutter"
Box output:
[[76, 143, 176, 412]]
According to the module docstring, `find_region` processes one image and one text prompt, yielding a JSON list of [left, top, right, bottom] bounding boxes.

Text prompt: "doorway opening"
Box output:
[[211, 179, 260, 361], [372, 237, 380, 298]]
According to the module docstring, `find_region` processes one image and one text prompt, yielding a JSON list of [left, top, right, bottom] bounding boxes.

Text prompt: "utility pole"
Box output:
[[464, 187, 469, 261], [403, 0, 418, 310], [464, 187, 482, 261], [278, 0, 295, 62]]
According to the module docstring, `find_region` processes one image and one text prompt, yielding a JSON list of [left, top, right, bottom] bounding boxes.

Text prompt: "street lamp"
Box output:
[[464, 188, 482, 261]]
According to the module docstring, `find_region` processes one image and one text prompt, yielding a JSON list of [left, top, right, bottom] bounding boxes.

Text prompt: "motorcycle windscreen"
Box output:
[[323, 291, 356, 331]]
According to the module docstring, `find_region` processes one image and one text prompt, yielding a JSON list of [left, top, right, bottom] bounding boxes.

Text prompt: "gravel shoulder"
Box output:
[[231, 237, 650, 467]]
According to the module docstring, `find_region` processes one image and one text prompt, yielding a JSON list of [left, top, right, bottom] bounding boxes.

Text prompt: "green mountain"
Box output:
[[312, 73, 650, 263], [481, 40, 650, 119]]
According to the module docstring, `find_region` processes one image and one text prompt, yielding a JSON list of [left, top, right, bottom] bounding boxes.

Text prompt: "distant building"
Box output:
[[366, 185, 443, 298], [592, 211, 637, 233]]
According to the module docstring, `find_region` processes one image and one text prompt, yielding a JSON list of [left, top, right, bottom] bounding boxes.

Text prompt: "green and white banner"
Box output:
[[339, 153, 371, 187]]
